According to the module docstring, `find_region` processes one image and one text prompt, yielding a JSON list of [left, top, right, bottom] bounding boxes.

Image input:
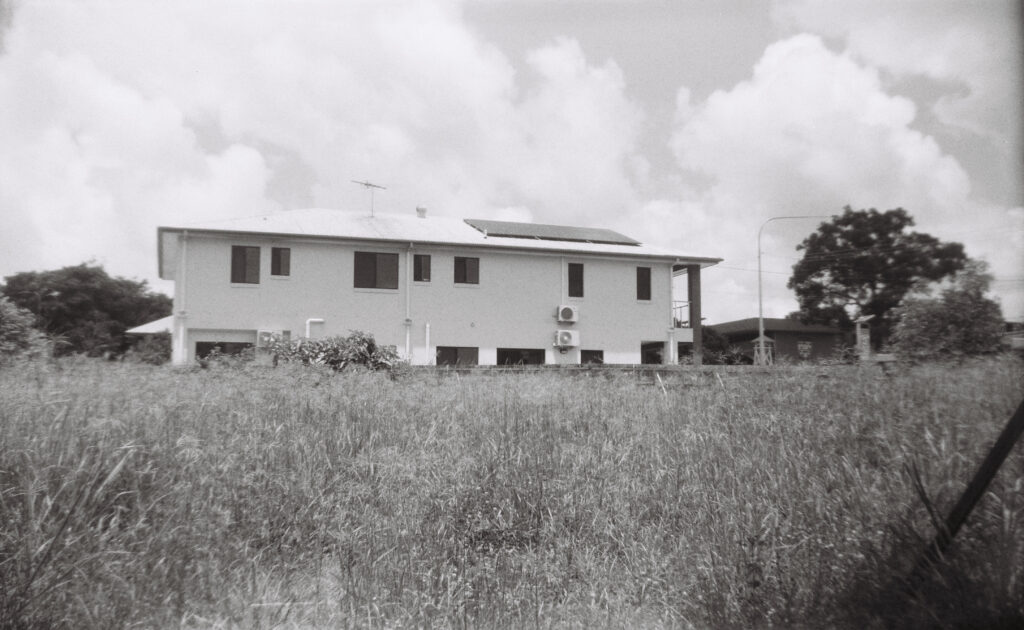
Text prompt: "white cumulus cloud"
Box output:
[[670, 33, 1019, 322]]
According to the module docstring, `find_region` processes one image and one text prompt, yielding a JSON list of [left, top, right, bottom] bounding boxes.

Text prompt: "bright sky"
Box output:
[[1, 0, 1021, 323]]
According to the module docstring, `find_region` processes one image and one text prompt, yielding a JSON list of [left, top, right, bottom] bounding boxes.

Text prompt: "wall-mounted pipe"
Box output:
[[173, 230, 190, 365], [425, 322, 431, 365], [305, 318, 324, 338], [406, 243, 414, 359]]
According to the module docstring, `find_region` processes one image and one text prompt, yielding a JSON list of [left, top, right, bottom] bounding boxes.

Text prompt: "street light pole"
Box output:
[[756, 215, 833, 365]]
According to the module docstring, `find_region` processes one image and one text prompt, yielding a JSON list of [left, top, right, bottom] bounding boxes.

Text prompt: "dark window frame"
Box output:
[[414, 254, 431, 282], [454, 256, 480, 285], [271, 247, 291, 277], [581, 349, 604, 365], [354, 251, 400, 290], [636, 266, 652, 301], [231, 246, 260, 284], [568, 262, 584, 298]]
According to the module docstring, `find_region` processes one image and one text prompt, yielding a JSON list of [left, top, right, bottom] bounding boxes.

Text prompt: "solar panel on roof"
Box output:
[[464, 218, 640, 246]]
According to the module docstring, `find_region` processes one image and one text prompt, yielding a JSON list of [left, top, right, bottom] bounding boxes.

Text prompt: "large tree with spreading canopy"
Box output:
[[787, 207, 967, 346]]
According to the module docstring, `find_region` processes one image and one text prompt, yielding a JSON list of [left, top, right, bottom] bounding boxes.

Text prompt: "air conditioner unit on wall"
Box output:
[[554, 329, 580, 348], [557, 305, 579, 323], [256, 329, 288, 347]]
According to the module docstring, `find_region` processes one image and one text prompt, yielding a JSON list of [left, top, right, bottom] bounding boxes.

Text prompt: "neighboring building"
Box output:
[[125, 315, 173, 336], [157, 209, 720, 366], [710, 318, 846, 363]]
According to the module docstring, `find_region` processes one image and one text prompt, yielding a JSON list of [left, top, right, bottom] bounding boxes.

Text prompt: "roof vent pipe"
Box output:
[[416, 206, 427, 218]]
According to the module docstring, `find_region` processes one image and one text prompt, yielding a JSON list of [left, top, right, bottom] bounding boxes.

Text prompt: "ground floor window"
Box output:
[[196, 341, 253, 358], [640, 342, 663, 365], [436, 346, 479, 366], [581, 350, 604, 364], [497, 348, 545, 365]]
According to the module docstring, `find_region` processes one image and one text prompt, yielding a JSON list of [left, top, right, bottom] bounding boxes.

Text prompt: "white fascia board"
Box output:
[[157, 225, 721, 268]]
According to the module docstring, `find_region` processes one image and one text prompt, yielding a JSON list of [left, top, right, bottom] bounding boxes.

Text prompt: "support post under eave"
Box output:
[[687, 264, 703, 366]]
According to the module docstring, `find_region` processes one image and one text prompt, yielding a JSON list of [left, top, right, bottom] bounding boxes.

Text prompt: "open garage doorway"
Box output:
[[640, 342, 664, 365]]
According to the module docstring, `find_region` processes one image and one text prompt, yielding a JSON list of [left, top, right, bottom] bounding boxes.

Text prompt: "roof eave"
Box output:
[[157, 225, 717, 263]]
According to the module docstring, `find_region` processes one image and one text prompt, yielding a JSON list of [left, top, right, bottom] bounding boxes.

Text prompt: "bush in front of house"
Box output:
[[269, 330, 398, 371], [124, 332, 172, 365]]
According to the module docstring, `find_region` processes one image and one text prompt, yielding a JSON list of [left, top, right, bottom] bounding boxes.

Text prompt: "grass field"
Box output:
[[1, 357, 1022, 629]]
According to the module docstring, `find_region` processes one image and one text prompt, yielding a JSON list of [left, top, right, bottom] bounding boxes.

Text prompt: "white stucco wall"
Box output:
[[169, 232, 686, 365]]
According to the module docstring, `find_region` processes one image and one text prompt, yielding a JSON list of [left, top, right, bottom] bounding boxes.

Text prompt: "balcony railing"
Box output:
[[672, 301, 690, 328]]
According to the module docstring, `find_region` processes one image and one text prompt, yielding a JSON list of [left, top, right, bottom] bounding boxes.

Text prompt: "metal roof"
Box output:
[[125, 315, 173, 335], [710, 317, 844, 336], [158, 209, 721, 279], [463, 218, 640, 246]]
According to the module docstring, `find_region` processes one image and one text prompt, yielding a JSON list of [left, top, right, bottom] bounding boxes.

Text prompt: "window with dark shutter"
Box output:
[[414, 254, 431, 282], [454, 257, 479, 284], [271, 247, 290, 276], [636, 266, 651, 301], [568, 263, 584, 298], [231, 246, 260, 284], [354, 251, 399, 289]]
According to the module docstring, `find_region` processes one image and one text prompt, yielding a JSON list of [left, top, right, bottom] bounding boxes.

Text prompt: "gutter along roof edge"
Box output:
[[158, 224, 721, 266]]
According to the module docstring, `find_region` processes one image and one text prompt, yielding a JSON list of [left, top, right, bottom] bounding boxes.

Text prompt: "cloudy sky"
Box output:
[[1, 0, 1021, 323]]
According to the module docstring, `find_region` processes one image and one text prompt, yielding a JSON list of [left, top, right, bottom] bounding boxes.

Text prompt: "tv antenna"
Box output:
[[352, 180, 386, 216]]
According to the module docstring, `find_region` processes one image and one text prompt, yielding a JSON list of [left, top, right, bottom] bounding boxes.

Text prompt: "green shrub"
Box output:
[[892, 260, 1004, 360], [0, 296, 46, 361], [123, 333, 171, 365], [269, 330, 398, 371]]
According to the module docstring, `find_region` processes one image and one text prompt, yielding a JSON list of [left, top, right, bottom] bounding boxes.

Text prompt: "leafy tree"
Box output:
[[891, 260, 1004, 360], [788, 207, 967, 347], [1, 263, 172, 356], [0, 296, 44, 360]]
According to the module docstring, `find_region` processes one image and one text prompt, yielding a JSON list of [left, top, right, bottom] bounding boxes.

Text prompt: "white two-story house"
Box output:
[[157, 208, 720, 366]]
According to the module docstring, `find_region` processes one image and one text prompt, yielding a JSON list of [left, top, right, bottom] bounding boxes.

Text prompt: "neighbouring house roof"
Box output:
[[710, 317, 844, 336], [126, 315, 173, 335], [158, 209, 721, 280]]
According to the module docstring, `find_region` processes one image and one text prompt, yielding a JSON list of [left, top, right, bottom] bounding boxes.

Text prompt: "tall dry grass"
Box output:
[[0, 357, 1022, 628]]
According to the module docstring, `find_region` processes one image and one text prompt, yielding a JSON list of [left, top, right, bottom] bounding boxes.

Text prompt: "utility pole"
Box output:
[[757, 215, 833, 365]]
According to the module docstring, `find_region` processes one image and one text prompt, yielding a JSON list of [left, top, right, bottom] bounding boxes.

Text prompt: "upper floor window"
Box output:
[[636, 266, 651, 301], [568, 263, 584, 298], [454, 256, 479, 285], [354, 251, 399, 289], [231, 246, 260, 284], [271, 247, 290, 277], [414, 254, 431, 282]]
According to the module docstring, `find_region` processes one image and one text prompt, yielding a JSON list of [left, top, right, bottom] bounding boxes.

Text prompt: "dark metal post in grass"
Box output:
[[907, 396, 1024, 588]]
